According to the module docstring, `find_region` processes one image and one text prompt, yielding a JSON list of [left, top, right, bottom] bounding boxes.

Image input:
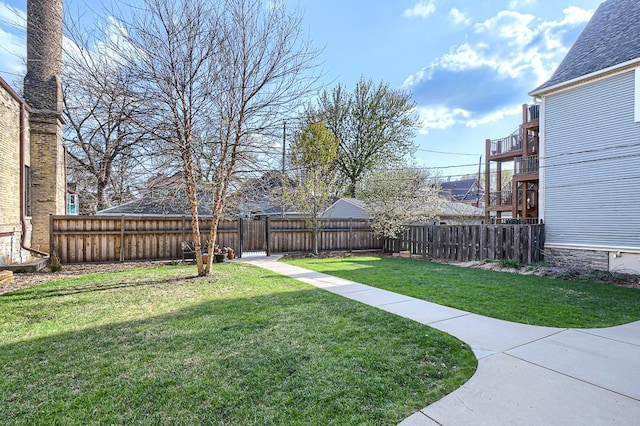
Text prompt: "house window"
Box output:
[[24, 165, 31, 216], [67, 193, 79, 215], [635, 68, 640, 122]]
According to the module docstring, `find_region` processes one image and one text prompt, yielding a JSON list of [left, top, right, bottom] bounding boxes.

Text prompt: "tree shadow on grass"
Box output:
[[1, 274, 201, 302], [0, 286, 476, 425]]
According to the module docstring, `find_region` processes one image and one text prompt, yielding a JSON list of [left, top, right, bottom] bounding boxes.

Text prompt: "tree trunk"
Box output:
[[96, 179, 109, 211], [182, 150, 205, 276], [348, 177, 357, 198], [312, 229, 319, 255], [205, 213, 221, 275]]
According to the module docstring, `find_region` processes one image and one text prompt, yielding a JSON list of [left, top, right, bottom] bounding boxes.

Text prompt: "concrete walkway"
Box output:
[[242, 255, 640, 425]]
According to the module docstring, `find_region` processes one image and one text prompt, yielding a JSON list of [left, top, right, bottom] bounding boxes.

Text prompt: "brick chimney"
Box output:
[[24, 0, 63, 112], [24, 0, 66, 253]]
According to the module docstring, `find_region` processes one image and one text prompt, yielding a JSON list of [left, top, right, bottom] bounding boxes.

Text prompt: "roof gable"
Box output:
[[320, 198, 369, 219], [440, 179, 480, 202], [531, 0, 640, 94]]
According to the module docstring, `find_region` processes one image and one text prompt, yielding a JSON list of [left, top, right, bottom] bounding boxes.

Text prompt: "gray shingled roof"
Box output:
[[95, 196, 213, 216], [440, 179, 481, 203], [530, 0, 640, 94]]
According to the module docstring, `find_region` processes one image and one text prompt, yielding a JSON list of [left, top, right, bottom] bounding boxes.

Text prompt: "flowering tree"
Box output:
[[358, 167, 444, 239]]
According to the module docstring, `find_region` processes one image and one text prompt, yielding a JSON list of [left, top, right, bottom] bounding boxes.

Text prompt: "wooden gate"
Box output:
[[239, 218, 267, 256]]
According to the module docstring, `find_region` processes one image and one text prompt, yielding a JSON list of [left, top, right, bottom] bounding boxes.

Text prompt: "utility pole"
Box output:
[[477, 155, 482, 207], [282, 120, 286, 175], [281, 120, 286, 218]]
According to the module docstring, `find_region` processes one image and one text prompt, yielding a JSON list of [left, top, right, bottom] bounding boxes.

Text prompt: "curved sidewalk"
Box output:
[[243, 255, 640, 425]]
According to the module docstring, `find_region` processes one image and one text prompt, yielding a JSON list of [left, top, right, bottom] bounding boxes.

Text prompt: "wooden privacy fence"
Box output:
[[50, 216, 382, 264], [384, 224, 545, 265], [50, 215, 241, 264], [267, 218, 381, 254], [50, 216, 543, 264]]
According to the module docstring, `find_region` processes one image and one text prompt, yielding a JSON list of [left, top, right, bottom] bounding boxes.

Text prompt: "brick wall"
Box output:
[[0, 0, 64, 263], [545, 246, 610, 272], [0, 82, 31, 265], [29, 113, 65, 252]]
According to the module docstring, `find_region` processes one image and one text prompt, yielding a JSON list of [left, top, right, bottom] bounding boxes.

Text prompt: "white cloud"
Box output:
[[509, 0, 536, 10], [0, 3, 26, 81], [449, 8, 470, 26], [416, 106, 470, 134], [403, 1, 436, 19], [416, 104, 522, 133], [406, 6, 594, 132], [465, 105, 522, 128], [0, 2, 26, 29]]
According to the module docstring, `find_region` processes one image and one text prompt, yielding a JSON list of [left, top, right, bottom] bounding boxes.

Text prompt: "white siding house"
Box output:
[[530, 0, 640, 273]]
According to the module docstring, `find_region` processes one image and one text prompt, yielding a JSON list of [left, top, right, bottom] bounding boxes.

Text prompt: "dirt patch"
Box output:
[[1, 261, 179, 295]]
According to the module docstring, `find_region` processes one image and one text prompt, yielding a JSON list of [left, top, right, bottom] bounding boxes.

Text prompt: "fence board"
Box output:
[[51, 216, 542, 265], [51, 216, 382, 263], [387, 224, 544, 265]]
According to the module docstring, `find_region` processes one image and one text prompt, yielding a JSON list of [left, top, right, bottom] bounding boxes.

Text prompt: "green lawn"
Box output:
[[283, 256, 640, 328], [0, 263, 475, 425]]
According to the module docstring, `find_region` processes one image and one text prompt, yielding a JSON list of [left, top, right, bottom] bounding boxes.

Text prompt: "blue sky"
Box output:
[[0, 0, 602, 178]]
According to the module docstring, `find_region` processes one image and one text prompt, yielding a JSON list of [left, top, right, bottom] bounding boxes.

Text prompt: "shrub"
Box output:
[[49, 252, 62, 272], [498, 258, 520, 269]]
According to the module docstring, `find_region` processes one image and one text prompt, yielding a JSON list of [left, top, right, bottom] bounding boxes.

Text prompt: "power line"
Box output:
[[415, 148, 480, 157]]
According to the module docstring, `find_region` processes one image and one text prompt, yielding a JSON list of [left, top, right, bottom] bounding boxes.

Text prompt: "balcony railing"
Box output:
[[489, 133, 521, 156], [515, 155, 539, 175], [488, 190, 513, 207], [490, 217, 541, 225], [526, 104, 539, 122]]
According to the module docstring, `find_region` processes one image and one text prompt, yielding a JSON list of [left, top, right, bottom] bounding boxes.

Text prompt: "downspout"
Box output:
[[19, 101, 49, 260]]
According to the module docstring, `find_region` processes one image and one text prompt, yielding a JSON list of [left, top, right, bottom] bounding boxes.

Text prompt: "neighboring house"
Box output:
[[97, 171, 302, 219], [320, 198, 370, 220], [321, 198, 484, 224], [441, 179, 484, 208], [529, 0, 640, 273], [233, 171, 298, 219], [484, 106, 540, 224], [433, 202, 485, 225], [96, 196, 214, 217], [97, 172, 215, 217], [0, 0, 66, 267]]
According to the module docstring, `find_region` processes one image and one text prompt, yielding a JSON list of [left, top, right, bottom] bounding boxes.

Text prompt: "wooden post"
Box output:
[[238, 217, 244, 259], [265, 217, 270, 256], [49, 214, 54, 259], [119, 215, 125, 262], [485, 139, 491, 223]]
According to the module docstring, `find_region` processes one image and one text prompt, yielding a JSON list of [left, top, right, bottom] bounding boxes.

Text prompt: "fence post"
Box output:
[[120, 215, 126, 262], [265, 217, 270, 256], [49, 214, 54, 258], [349, 218, 353, 253], [238, 217, 244, 259]]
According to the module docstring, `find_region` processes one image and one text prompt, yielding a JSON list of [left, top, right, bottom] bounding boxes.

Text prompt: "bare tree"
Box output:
[[62, 18, 149, 212], [110, 0, 319, 275], [203, 0, 320, 267]]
